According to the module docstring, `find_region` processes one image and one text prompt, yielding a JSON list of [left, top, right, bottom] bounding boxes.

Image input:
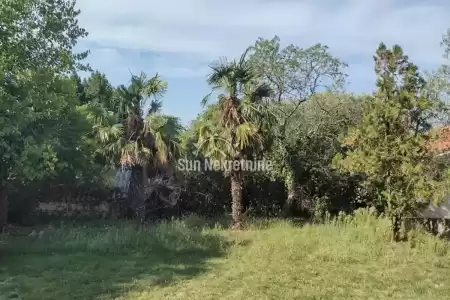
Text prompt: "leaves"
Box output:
[[78, 71, 182, 171], [247, 36, 348, 103], [335, 43, 450, 218], [194, 49, 272, 168]]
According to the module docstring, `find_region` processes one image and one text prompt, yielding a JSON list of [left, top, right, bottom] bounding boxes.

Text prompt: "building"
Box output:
[[420, 126, 450, 219]]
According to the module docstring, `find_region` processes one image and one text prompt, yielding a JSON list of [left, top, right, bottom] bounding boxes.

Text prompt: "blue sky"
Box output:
[[74, 0, 450, 124]]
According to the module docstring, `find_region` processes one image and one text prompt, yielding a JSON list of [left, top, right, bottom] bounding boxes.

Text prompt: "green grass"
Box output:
[[1, 210, 450, 300]]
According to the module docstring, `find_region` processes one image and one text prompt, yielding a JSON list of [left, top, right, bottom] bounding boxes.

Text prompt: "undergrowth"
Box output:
[[1, 209, 449, 299]]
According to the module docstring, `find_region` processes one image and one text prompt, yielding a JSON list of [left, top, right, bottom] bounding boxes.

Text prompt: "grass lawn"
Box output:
[[1, 211, 450, 300]]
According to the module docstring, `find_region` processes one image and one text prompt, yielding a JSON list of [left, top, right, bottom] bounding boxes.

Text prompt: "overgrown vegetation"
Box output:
[[334, 44, 450, 240], [2, 0, 450, 298], [2, 0, 450, 232], [2, 212, 450, 299]]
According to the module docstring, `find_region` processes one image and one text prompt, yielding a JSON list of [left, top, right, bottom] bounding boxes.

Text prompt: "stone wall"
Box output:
[[37, 200, 111, 218]]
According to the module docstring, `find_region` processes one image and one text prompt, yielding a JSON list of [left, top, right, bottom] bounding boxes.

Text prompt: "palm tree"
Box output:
[[79, 71, 183, 220], [197, 49, 272, 229], [113, 72, 168, 185]]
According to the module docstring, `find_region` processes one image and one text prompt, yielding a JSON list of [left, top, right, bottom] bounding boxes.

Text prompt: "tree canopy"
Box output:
[[2, 0, 450, 238]]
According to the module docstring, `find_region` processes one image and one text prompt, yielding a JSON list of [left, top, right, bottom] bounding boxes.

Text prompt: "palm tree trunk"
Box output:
[[0, 186, 8, 233], [136, 164, 149, 224], [230, 170, 243, 230], [142, 163, 149, 197]]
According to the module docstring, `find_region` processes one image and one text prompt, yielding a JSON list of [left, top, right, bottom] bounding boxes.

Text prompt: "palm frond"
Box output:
[[120, 140, 140, 166], [119, 140, 152, 166], [114, 84, 136, 116], [239, 47, 251, 66], [148, 99, 163, 114], [95, 123, 123, 143], [101, 139, 124, 157], [196, 48, 271, 162], [78, 103, 114, 126], [117, 72, 168, 119], [144, 73, 168, 98], [201, 92, 213, 107], [144, 114, 183, 139], [248, 83, 273, 103], [207, 62, 234, 86], [235, 123, 261, 149], [194, 119, 232, 160], [154, 132, 169, 164], [143, 114, 183, 164]]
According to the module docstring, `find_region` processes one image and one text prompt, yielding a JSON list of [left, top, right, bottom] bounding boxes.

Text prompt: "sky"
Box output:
[[74, 0, 450, 124]]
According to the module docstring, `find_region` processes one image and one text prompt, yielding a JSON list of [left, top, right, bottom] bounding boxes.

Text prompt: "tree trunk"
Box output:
[[136, 164, 149, 225], [128, 166, 144, 221], [283, 179, 299, 217], [142, 164, 149, 198], [0, 187, 8, 233], [230, 171, 243, 230], [391, 215, 401, 242]]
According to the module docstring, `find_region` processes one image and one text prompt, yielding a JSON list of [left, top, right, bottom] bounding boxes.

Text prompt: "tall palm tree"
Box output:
[[113, 72, 169, 185], [79, 71, 182, 219], [197, 49, 272, 229]]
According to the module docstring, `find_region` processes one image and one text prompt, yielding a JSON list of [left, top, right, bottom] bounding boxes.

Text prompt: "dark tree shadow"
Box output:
[[0, 223, 231, 300]]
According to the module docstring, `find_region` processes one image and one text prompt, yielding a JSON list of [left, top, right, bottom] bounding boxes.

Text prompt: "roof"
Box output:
[[343, 126, 450, 152], [429, 126, 450, 154]]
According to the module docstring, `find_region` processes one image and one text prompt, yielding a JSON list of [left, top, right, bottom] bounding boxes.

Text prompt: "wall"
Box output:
[[37, 200, 112, 218], [419, 197, 450, 219]]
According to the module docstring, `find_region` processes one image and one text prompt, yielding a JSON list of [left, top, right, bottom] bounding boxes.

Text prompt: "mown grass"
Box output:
[[1, 210, 450, 300]]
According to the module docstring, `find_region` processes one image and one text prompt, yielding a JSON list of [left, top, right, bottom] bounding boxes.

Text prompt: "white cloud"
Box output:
[[156, 66, 209, 78], [74, 0, 450, 122], [76, 0, 449, 63]]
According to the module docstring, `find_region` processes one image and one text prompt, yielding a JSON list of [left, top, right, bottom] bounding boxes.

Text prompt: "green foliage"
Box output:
[[245, 36, 350, 216], [3, 0, 450, 242], [83, 71, 114, 107], [197, 49, 272, 162], [263, 92, 366, 214], [79, 72, 181, 169], [0, 0, 88, 74], [247, 35, 348, 102], [267, 92, 365, 178], [334, 43, 450, 221], [0, 0, 88, 191], [422, 29, 450, 126], [192, 50, 277, 228]]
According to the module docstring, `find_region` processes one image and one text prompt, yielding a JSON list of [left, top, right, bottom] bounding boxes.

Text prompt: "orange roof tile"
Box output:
[[429, 126, 450, 153]]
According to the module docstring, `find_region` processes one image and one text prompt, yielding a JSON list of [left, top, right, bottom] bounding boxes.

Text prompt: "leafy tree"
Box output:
[[0, 0, 88, 230], [195, 49, 272, 229], [83, 71, 114, 108], [266, 92, 366, 215], [247, 36, 348, 215], [421, 28, 450, 126], [71, 72, 88, 104], [333, 43, 449, 241], [248, 36, 347, 103]]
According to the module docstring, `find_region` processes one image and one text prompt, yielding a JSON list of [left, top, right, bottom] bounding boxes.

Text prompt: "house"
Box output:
[[420, 126, 450, 219]]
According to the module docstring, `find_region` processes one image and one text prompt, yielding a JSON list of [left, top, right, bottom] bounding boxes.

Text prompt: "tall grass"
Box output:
[[230, 208, 450, 272], [6, 218, 228, 256], [7, 209, 449, 258], [2, 210, 450, 300]]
